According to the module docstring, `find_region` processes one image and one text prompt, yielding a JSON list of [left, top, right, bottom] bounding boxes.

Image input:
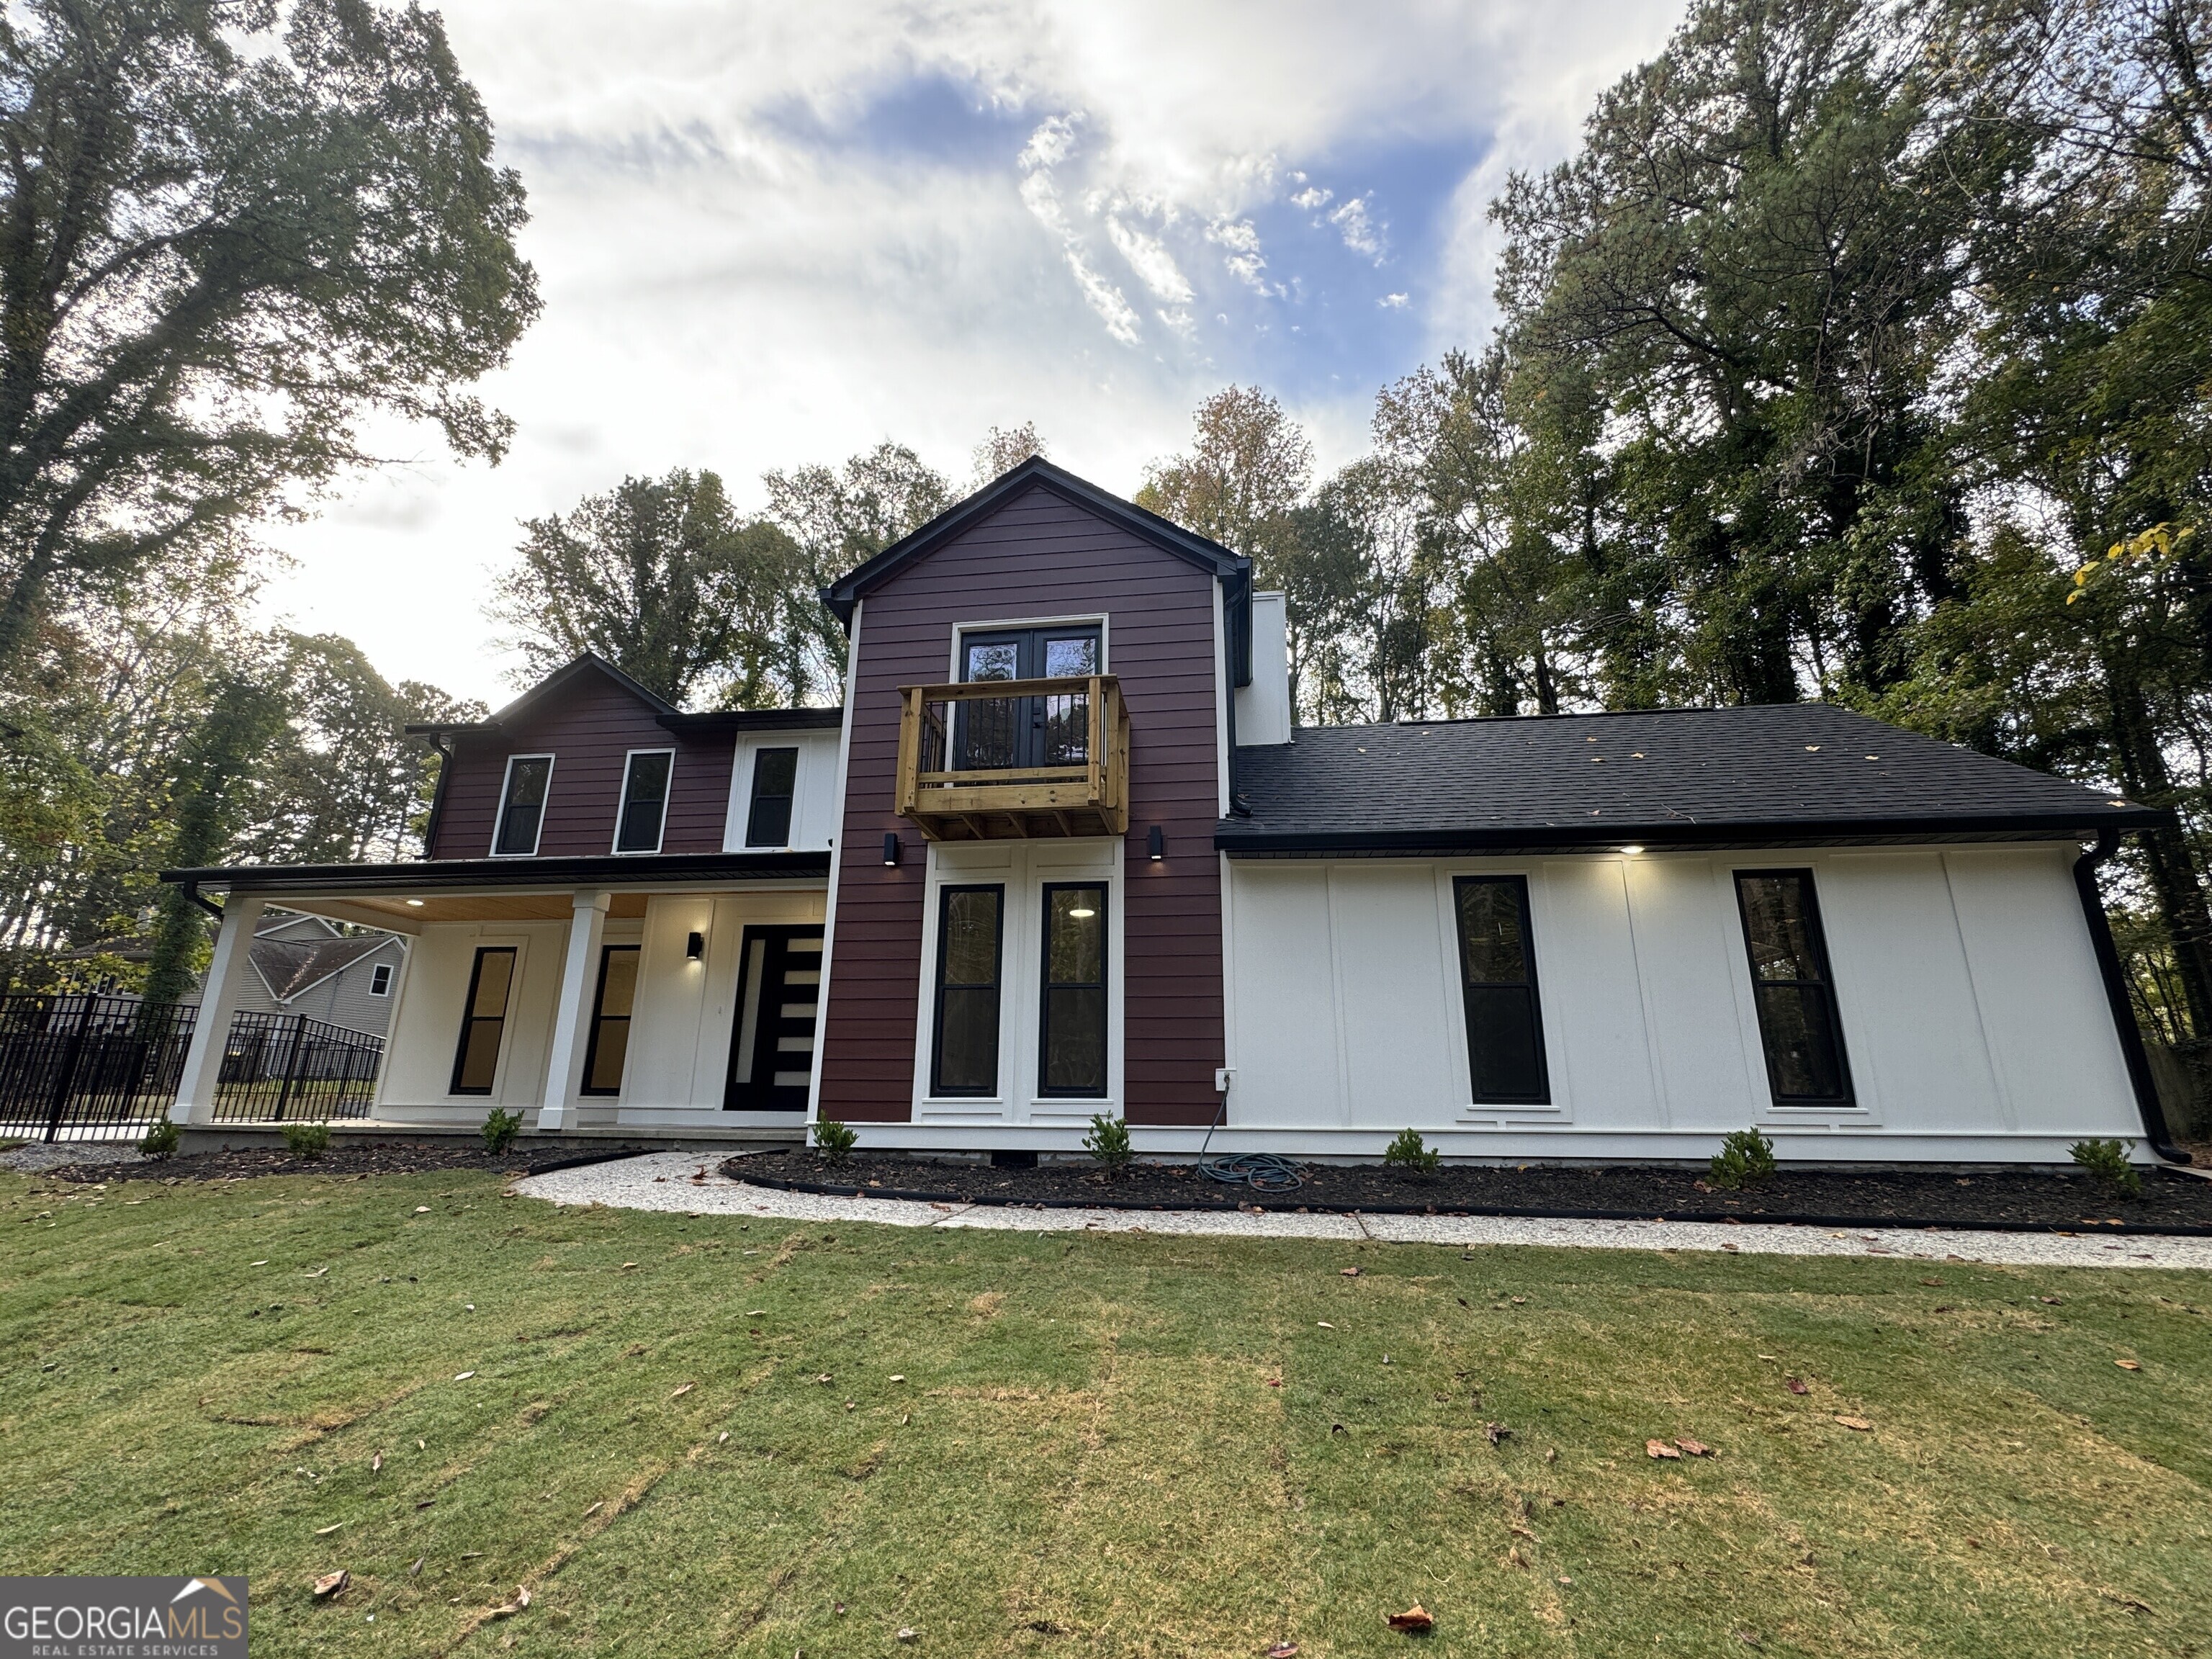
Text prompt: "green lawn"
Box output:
[[4, 1169, 2211, 1658]]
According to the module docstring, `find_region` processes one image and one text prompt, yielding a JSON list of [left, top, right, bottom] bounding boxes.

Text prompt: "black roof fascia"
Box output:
[[161, 851, 830, 891], [821, 458, 1254, 683], [657, 707, 845, 735], [1215, 807, 2168, 858], [404, 653, 680, 740]]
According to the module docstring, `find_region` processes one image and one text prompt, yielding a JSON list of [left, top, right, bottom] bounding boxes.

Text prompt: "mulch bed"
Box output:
[[726, 1148, 2212, 1235], [48, 1141, 646, 1184]]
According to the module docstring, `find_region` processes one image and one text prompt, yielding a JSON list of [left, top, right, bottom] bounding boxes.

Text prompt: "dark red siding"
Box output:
[[431, 671, 732, 859], [818, 483, 1226, 1127]]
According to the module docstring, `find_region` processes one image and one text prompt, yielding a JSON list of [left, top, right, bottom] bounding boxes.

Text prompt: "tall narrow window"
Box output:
[[931, 885, 1003, 1096], [1452, 876, 1550, 1103], [580, 944, 639, 1095], [745, 747, 799, 848], [494, 756, 553, 855], [1039, 884, 1107, 1096], [450, 947, 517, 1095], [614, 752, 673, 853], [1735, 870, 1853, 1105]]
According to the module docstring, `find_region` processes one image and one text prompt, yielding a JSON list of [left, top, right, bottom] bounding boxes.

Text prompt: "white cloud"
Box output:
[[1328, 194, 1385, 262], [248, 0, 1688, 702]]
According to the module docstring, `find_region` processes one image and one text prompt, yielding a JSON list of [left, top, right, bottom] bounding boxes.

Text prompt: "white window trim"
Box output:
[[1431, 860, 1571, 1125], [945, 613, 1110, 680], [734, 739, 805, 852], [490, 754, 555, 858], [611, 747, 676, 855], [368, 962, 393, 997]]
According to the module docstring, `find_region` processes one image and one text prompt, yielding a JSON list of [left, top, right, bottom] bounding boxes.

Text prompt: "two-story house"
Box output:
[[164, 457, 2181, 1165]]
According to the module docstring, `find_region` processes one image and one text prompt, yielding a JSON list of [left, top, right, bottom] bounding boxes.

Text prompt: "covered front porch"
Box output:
[[163, 852, 830, 1139]]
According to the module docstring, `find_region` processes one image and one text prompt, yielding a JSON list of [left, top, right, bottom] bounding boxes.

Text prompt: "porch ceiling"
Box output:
[[337, 892, 653, 925]]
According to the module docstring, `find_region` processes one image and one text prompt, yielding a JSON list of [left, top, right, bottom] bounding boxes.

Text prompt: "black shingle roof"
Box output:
[[1219, 703, 2159, 853]]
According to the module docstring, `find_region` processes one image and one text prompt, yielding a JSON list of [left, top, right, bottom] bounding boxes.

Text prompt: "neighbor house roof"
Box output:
[[404, 653, 840, 739], [1219, 703, 2163, 854], [249, 932, 396, 1004]]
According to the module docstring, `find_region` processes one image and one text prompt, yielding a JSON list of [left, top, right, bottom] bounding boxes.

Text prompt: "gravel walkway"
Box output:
[[513, 1152, 2212, 1271]]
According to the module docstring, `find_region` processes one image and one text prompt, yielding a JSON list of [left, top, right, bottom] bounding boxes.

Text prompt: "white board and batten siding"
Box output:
[[1223, 844, 2141, 1163], [722, 730, 841, 853]]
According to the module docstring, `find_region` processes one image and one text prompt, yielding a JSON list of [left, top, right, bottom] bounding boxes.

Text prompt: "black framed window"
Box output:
[[450, 947, 517, 1095], [745, 747, 799, 848], [493, 755, 553, 855], [956, 625, 1102, 770], [580, 944, 639, 1095], [1735, 870, 1853, 1105], [1452, 876, 1550, 1103], [614, 752, 673, 853], [368, 963, 392, 997], [930, 885, 1003, 1096], [1039, 884, 1107, 1096]]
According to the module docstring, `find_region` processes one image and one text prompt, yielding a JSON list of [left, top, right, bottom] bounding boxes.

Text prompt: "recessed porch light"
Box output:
[[405, 898, 426, 907], [1619, 845, 1645, 856]]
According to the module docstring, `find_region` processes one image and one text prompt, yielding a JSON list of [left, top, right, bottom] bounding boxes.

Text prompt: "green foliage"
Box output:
[[1082, 1114, 1132, 1169], [2070, 1138, 2142, 1198], [280, 1122, 331, 1160], [138, 1113, 179, 1161], [1709, 1128, 1779, 1192], [1382, 1128, 1440, 1172], [811, 1118, 857, 1166], [481, 1108, 525, 1155]]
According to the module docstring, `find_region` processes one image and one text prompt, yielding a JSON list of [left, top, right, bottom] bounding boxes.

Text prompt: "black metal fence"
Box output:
[[0, 994, 199, 1143], [212, 1011, 383, 1123]]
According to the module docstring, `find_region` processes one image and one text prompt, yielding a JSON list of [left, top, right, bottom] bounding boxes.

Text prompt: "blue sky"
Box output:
[[262, 0, 1687, 704]]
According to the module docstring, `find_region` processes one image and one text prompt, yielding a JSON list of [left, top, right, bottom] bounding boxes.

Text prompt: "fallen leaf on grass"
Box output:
[[889, 1374, 906, 1383], [1920, 1277, 1943, 1287], [2116, 1359, 2143, 1371], [1785, 1377, 1809, 1395], [370, 1453, 382, 1474], [1317, 1321, 1335, 1329], [1647, 1439, 1682, 1460], [414, 1206, 429, 1214], [408, 1557, 423, 1577], [453, 1371, 475, 1382], [314, 1522, 344, 1536], [1835, 1416, 1874, 1431], [719, 1431, 730, 1443], [1267, 1645, 1300, 1658], [415, 1439, 425, 1451], [620, 1262, 637, 1269], [896, 1627, 917, 1642], [305, 1267, 328, 1279], [1340, 1267, 1361, 1277], [671, 1383, 694, 1398], [2038, 1295, 2062, 1305], [1675, 1438, 1714, 1457], [487, 1587, 531, 1620], [1483, 1422, 1511, 1444], [816, 1373, 833, 1385], [745, 1309, 766, 1317], [1385, 1604, 1434, 1633], [1266, 1379, 1282, 1388], [312, 1570, 348, 1601], [582, 1501, 603, 1518]]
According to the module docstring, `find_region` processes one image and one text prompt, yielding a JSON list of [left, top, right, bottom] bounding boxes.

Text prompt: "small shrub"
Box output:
[[281, 1120, 331, 1160], [812, 1117, 857, 1166], [482, 1107, 524, 1154], [139, 1112, 180, 1160], [1709, 1127, 1778, 1190], [1083, 1113, 1132, 1169], [1382, 1128, 1440, 1172], [2070, 1138, 2141, 1197]]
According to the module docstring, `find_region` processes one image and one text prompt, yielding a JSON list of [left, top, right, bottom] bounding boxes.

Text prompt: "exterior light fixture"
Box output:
[[685, 930, 705, 960], [882, 832, 902, 867], [405, 898, 426, 907], [1147, 825, 1165, 861], [1620, 845, 1645, 856]]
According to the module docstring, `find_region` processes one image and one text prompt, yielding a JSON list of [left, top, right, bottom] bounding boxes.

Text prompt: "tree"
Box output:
[[1136, 386, 1312, 567], [0, 0, 539, 667], [761, 444, 953, 697], [971, 422, 1047, 487], [488, 469, 804, 709]]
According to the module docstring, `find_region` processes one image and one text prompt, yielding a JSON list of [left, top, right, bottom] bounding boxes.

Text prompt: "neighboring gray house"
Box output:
[[228, 912, 407, 1040]]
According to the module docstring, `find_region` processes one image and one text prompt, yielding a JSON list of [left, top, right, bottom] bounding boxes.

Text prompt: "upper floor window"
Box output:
[[1735, 870, 1853, 1106], [614, 750, 674, 854], [493, 756, 554, 856], [368, 963, 393, 997], [745, 747, 799, 848]]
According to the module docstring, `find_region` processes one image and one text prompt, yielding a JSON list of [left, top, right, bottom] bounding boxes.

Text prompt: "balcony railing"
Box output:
[[896, 675, 1128, 840]]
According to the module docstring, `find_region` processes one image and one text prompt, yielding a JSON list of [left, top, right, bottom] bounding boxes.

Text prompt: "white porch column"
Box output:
[[536, 890, 611, 1132], [171, 893, 266, 1127]]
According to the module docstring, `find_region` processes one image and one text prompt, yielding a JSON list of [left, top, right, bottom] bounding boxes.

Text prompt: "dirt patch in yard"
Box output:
[[46, 1140, 649, 1184], [727, 1149, 2212, 1234]]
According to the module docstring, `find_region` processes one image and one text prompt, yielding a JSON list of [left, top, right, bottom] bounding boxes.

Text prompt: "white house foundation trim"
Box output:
[[171, 892, 266, 1127]]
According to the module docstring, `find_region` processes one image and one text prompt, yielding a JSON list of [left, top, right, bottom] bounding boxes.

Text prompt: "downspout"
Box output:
[[180, 879, 224, 921], [419, 730, 457, 860], [2074, 827, 2188, 1162]]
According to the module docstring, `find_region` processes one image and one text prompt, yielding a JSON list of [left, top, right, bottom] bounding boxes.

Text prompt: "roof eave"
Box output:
[[162, 850, 832, 893]]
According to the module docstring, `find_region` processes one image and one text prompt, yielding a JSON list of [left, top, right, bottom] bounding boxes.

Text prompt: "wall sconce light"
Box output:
[[685, 930, 705, 961], [882, 832, 902, 867], [1147, 825, 1165, 862]]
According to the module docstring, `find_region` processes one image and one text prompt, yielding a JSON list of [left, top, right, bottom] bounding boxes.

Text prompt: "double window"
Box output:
[[493, 757, 553, 856], [927, 881, 1110, 1100], [1735, 870, 1853, 1105], [451, 947, 517, 1095], [368, 963, 393, 998], [744, 747, 799, 848], [1451, 876, 1550, 1103], [614, 752, 673, 854]]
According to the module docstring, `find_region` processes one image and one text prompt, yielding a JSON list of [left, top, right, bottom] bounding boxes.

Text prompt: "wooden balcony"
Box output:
[[896, 675, 1128, 840]]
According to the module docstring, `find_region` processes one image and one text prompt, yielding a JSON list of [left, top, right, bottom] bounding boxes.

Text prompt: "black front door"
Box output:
[[956, 625, 1102, 772], [724, 926, 823, 1110]]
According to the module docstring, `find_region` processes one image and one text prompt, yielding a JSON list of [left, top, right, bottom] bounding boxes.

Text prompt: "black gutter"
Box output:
[[2073, 827, 2188, 1163], [179, 879, 224, 920], [657, 707, 845, 735], [161, 850, 830, 893], [415, 728, 457, 857], [1216, 808, 2167, 857]]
